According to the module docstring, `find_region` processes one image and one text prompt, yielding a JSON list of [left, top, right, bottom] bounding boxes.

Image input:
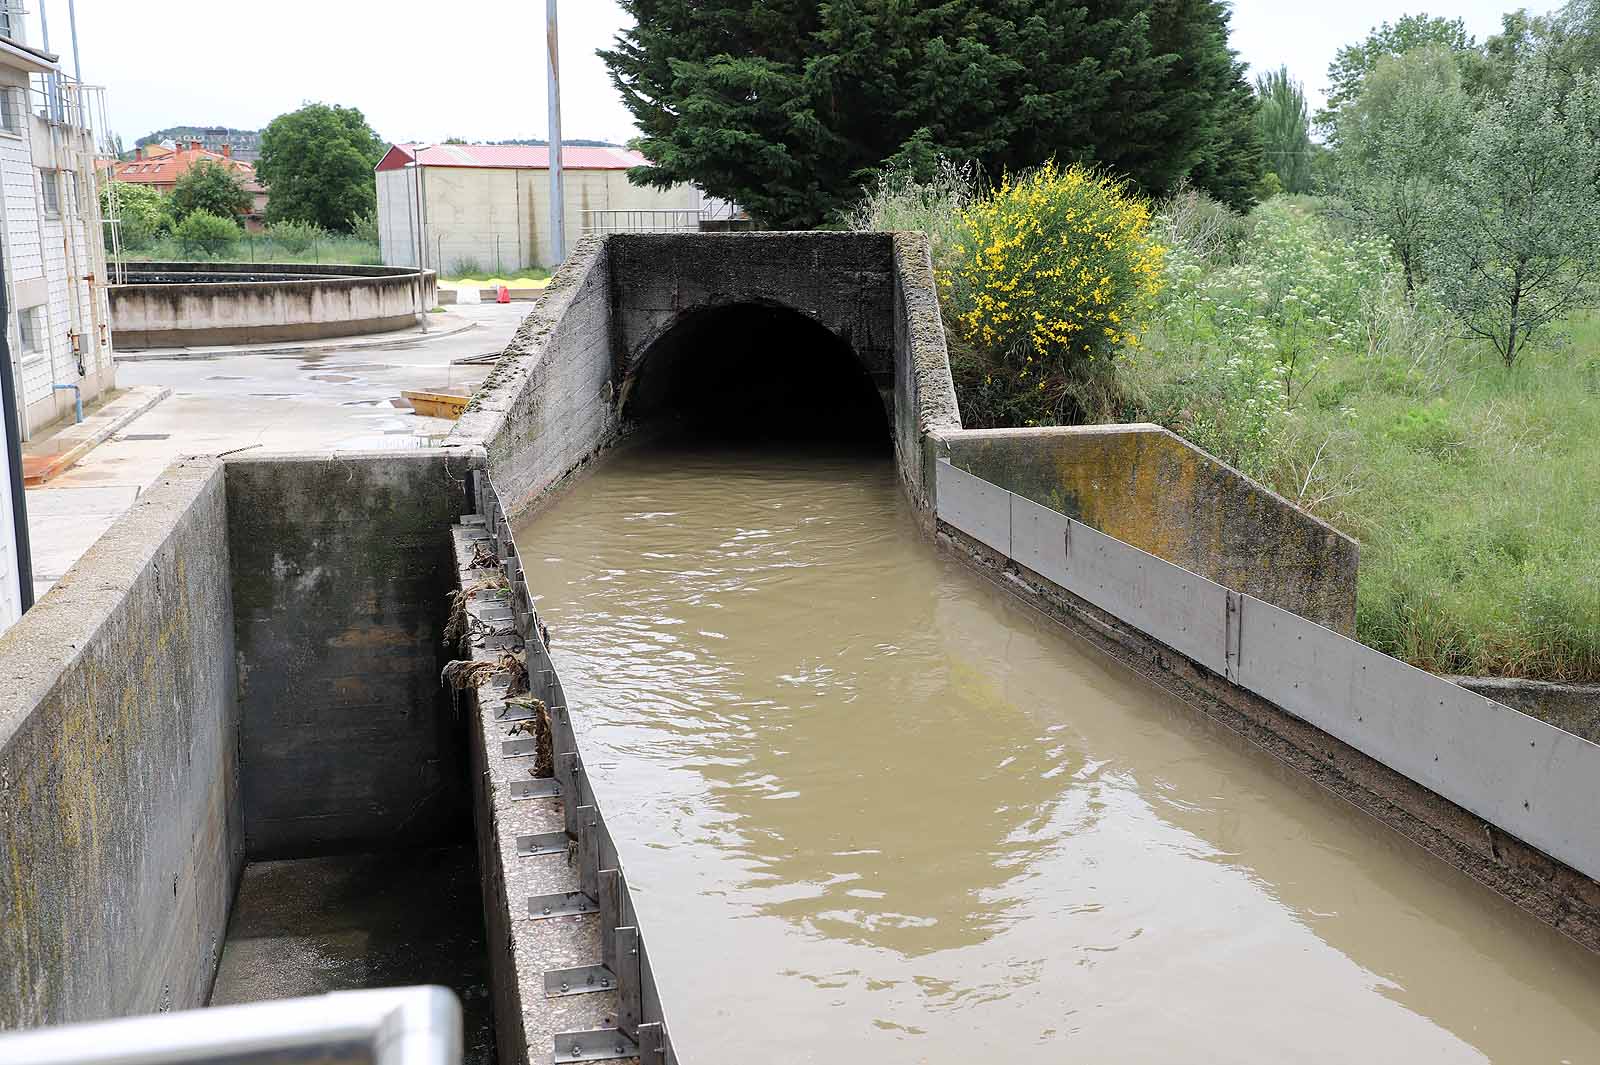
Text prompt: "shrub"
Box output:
[[350, 209, 379, 245], [940, 162, 1165, 426], [848, 159, 977, 265], [266, 219, 327, 254], [173, 209, 241, 257], [101, 182, 172, 252]]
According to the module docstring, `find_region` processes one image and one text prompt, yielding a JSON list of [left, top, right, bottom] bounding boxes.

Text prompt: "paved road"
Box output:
[[25, 302, 527, 599]]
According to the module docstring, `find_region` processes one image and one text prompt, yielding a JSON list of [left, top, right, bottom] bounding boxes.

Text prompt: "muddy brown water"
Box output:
[[514, 444, 1600, 1064]]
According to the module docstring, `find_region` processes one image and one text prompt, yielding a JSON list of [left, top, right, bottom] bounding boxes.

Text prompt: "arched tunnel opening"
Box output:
[[621, 303, 890, 447]]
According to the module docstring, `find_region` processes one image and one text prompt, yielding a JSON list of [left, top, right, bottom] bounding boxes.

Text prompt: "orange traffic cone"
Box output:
[[496, 285, 511, 304]]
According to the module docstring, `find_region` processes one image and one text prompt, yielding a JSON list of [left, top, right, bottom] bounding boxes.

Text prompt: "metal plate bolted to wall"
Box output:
[[466, 468, 680, 1063], [934, 459, 1600, 884]]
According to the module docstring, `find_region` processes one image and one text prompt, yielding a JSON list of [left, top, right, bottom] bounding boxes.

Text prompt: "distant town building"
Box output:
[[112, 140, 267, 231], [374, 143, 734, 272], [136, 125, 260, 163]]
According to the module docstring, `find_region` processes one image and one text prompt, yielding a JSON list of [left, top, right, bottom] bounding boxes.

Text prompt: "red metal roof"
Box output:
[[112, 146, 262, 191], [375, 143, 648, 173]]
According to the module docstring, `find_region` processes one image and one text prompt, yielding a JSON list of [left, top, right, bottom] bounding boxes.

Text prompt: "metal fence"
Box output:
[[0, 986, 461, 1065], [936, 460, 1600, 883], [581, 209, 704, 236], [470, 471, 677, 1065]]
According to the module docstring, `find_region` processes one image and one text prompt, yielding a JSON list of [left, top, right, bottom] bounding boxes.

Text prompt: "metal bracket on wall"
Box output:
[[1225, 590, 1244, 684], [553, 1028, 639, 1063], [1063, 518, 1073, 562], [544, 963, 616, 998], [502, 737, 540, 758], [510, 777, 563, 801], [517, 831, 569, 857], [528, 891, 598, 920], [614, 925, 643, 1035], [636, 1022, 668, 1065]]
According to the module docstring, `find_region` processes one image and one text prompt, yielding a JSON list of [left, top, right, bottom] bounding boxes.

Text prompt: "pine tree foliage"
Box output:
[[601, 0, 1263, 227], [1253, 67, 1312, 194]]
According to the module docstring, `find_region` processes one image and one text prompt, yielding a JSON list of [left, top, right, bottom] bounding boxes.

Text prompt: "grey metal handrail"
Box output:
[[0, 986, 462, 1065]]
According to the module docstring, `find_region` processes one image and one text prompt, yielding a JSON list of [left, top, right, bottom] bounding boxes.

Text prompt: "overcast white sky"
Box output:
[[46, 0, 1565, 147]]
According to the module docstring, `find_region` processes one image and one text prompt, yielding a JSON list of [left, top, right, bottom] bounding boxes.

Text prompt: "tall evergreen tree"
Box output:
[[602, 0, 1262, 227], [1254, 66, 1313, 194]]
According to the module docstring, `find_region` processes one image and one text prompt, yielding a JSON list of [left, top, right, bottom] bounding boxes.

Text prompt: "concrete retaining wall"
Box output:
[[451, 231, 960, 516], [0, 458, 240, 1028], [110, 262, 436, 350], [936, 424, 1358, 633], [1451, 676, 1600, 746], [452, 237, 618, 515], [226, 450, 479, 858]]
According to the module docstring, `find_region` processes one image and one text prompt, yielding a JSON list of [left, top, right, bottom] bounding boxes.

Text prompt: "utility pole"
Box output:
[[0, 242, 34, 625], [67, 0, 83, 82], [547, 0, 565, 267]]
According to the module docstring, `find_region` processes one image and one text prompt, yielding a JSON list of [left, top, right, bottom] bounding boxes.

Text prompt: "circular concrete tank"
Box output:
[[109, 261, 437, 350]]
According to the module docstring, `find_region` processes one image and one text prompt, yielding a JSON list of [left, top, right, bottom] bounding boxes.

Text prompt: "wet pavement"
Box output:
[[25, 302, 524, 598]]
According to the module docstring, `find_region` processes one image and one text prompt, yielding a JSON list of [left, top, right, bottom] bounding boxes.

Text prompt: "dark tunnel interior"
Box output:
[[622, 303, 890, 446]]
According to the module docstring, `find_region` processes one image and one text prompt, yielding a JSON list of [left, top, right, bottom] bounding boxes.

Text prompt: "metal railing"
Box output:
[[581, 209, 703, 236], [935, 459, 1600, 883], [468, 471, 677, 1065], [0, 986, 462, 1065]]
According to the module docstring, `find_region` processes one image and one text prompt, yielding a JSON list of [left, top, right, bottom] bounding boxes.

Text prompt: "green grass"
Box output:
[[1298, 324, 1600, 682], [442, 267, 552, 284], [113, 234, 382, 266]]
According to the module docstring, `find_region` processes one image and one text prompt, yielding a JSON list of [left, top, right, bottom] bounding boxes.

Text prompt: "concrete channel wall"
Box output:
[[110, 262, 437, 350], [937, 424, 1358, 633], [0, 459, 240, 1029], [226, 452, 478, 858], [0, 450, 490, 1030], [934, 460, 1600, 945], [452, 231, 961, 516]]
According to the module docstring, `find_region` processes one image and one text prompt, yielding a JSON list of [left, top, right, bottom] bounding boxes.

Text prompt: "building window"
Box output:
[[0, 87, 22, 134], [0, 5, 15, 43], [40, 170, 58, 215], [18, 306, 44, 353]]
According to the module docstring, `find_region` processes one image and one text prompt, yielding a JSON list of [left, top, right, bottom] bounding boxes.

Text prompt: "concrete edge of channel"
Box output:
[[110, 315, 480, 362], [934, 519, 1600, 955], [23, 385, 173, 485]]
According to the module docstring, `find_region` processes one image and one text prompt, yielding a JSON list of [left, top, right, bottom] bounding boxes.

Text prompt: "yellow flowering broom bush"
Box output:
[[942, 162, 1166, 426]]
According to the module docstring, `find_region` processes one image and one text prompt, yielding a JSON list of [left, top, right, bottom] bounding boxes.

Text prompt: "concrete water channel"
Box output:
[[3, 232, 1599, 1064], [515, 441, 1600, 1063]]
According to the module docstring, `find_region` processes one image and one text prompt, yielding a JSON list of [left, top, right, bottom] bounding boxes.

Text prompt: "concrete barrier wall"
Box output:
[[453, 231, 959, 518], [110, 262, 436, 349], [936, 460, 1600, 920], [452, 238, 618, 516], [0, 458, 240, 1029], [891, 233, 962, 508], [225, 450, 478, 858], [936, 424, 1358, 633]]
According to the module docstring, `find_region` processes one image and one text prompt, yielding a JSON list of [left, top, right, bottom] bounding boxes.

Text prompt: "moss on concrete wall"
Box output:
[[0, 459, 239, 1028], [941, 424, 1359, 633]]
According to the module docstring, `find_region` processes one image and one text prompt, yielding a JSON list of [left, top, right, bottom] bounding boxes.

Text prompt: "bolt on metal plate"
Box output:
[[510, 778, 562, 801], [502, 737, 540, 758], [544, 963, 615, 998], [528, 891, 599, 920], [553, 1029, 638, 1063], [517, 831, 569, 856]]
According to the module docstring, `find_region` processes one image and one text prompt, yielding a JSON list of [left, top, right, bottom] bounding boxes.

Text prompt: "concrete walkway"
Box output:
[[25, 301, 525, 600]]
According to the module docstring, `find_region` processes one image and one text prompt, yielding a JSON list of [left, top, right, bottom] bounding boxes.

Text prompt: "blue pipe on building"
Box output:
[[52, 383, 82, 424]]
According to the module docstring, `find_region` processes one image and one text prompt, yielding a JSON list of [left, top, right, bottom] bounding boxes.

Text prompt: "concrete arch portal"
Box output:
[[619, 300, 889, 442], [458, 231, 964, 514]]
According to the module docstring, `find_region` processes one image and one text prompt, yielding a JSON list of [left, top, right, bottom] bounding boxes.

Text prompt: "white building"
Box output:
[[375, 143, 734, 273], [0, 8, 116, 631]]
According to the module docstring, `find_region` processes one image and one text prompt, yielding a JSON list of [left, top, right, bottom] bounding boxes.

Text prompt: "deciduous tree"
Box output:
[[170, 159, 251, 223], [257, 103, 384, 232], [1429, 51, 1600, 365]]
